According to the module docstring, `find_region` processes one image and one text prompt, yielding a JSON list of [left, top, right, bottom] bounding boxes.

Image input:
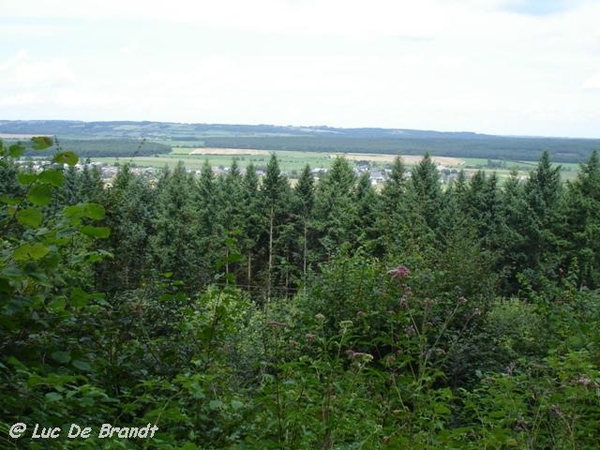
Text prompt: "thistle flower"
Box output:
[[387, 265, 411, 279], [346, 350, 373, 363]]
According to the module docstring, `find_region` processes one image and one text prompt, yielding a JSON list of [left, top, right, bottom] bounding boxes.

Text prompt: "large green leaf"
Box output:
[[0, 195, 22, 205], [80, 226, 110, 239], [64, 204, 86, 224], [27, 183, 53, 206], [50, 351, 71, 363], [17, 172, 38, 186], [8, 144, 25, 158], [70, 287, 90, 307], [83, 203, 105, 220], [12, 243, 50, 261], [29, 243, 50, 260], [45, 392, 63, 402], [31, 136, 54, 150], [53, 151, 79, 166], [72, 360, 91, 371], [39, 169, 65, 187], [17, 207, 43, 228]]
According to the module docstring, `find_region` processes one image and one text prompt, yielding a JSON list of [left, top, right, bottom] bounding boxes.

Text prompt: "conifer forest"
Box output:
[[2, 138, 600, 449]]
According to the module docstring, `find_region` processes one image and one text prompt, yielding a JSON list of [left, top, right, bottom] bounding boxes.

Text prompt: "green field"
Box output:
[[89, 147, 580, 181], [91, 149, 348, 175]]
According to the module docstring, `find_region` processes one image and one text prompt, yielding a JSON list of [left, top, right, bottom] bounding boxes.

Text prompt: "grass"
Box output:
[[89, 149, 582, 181], [91, 150, 338, 174]]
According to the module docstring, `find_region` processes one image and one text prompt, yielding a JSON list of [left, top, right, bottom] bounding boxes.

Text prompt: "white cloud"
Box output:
[[1, 0, 600, 136], [54, 89, 132, 109], [583, 74, 600, 90], [0, 92, 43, 106], [0, 50, 76, 88]]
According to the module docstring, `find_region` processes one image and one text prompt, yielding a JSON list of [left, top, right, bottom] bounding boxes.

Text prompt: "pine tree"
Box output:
[[241, 163, 264, 289], [294, 164, 315, 286], [565, 150, 600, 288], [313, 156, 357, 259], [97, 164, 154, 292], [378, 156, 409, 257], [149, 162, 201, 291], [409, 152, 442, 232], [522, 151, 566, 289], [353, 171, 380, 251], [261, 154, 290, 300], [217, 160, 245, 278]]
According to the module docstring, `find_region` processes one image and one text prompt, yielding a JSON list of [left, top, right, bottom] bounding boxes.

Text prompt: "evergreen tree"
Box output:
[[521, 151, 566, 290], [409, 152, 442, 232], [313, 156, 357, 259], [565, 150, 600, 288], [496, 170, 528, 294], [80, 163, 104, 203], [241, 163, 264, 290], [149, 162, 201, 291], [378, 156, 410, 257], [353, 171, 380, 251], [216, 160, 245, 279], [96, 164, 154, 292], [401, 153, 442, 259], [260, 154, 290, 300], [463, 171, 504, 250], [195, 159, 221, 280], [294, 164, 315, 286], [0, 144, 22, 198]]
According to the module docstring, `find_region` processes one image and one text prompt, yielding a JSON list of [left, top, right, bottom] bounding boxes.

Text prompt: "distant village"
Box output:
[[15, 158, 463, 186]]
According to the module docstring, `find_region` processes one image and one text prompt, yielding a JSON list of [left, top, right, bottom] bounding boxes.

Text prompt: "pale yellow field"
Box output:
[[332, 153, 464, 166], [190, 148, 272, 156], [190, 148, 465, 167]]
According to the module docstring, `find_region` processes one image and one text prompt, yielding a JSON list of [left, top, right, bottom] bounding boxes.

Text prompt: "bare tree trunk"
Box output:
[[268, 205, 274, 302], [247, 251, 252, 286], [303, 220, 308, 296]]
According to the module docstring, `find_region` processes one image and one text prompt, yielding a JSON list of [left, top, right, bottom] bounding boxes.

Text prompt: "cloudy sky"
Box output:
[[1, 0, 599, 137]]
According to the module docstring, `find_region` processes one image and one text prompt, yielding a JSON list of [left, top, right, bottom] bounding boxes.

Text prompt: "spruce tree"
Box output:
[[261, 154, 289, 300], [294, 164, 315, 286], [241, 163, 264, 289], [565, 150, 600, 288], [149, 162, 201, 291], [97, 164, 154, 292], [353, 171, 380, 251], [313, 156, 357, 259], [378, 156, 409, 257]]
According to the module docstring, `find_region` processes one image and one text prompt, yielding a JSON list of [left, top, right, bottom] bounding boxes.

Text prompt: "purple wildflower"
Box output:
[[388, 265, 411, 279], [305, 333, 317, 343]]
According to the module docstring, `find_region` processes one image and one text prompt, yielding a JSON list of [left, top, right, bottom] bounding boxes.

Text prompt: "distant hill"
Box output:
[[1, 120, 599, 163]]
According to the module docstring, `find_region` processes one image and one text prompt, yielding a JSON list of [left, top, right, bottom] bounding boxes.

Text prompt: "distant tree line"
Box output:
[[202, 136, 599, 163], [1, 120, 599, 163], [19, 138, 172, 158]]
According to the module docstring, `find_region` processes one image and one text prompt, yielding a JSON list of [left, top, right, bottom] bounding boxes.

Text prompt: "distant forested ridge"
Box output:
[[1, 119, 598, 162], [26, 139, 172, 158]]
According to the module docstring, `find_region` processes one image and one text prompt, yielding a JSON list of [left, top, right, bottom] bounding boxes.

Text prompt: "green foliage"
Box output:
[[3, 138, 600, 449]]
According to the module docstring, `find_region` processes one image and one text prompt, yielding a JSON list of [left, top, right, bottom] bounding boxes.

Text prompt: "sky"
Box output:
[[1, 0, 599, 138]]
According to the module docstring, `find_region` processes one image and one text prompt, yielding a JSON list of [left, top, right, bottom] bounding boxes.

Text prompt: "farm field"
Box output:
[[89, 147, 578, 181], [90, 147, 468, 178]]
